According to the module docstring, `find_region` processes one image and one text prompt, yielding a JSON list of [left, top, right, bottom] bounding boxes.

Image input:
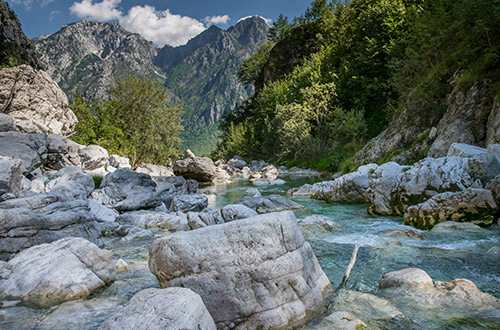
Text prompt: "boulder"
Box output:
[[108, 154, 130, 169], [88, 199, 118, 223], [45, 134, 82, 170], [251, 178, 286, 186], [379, 268, 434, 290], [91, 169, 162, 212], [98, 288, 216, 330], [0, 65, 77, 136], [135, 163, 174, 178], [171, 194, 208, 213], [0, 237, 115, 308], [393, 157, 480, 215], [365, 162, 406, 215], [379, 268, 500, 313], [45, 166, 95, 197], [0, 193, 103, 260], [288, 184, 316, 196], [79, 145, 109, 171], [403, 188, 497, 229], [378, 228, 423, 240], [173, 152, 216, 182], [155, 176, 198, 206], [236, 194, 304, 214], [447, 143, 489, 158], [431, 221, 485, 232], [486, 174, 500, 205], [0, 156, 24, 196], [214, 166, 231, 183], [149, 211, 331, 330], [261, 165, 279, 180], [0, 131, 46, 172], [227, 156, 247, 169], [312, 164, 378, 203], [187, 204, 259, 229], [117, 210, 189, 231], [298, 215, 341, 233], [467, 153, 500, 184]]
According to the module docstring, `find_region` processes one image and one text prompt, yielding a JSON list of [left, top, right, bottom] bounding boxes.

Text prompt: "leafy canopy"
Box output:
[[70, 75, 182, 167]]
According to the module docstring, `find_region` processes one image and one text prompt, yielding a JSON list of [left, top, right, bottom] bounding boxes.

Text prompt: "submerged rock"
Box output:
[[149, 211, 331, 330], [403, 188, 497, 229], [98, 287, 216, 330], [117, 210, 188, 231], [309, 311, 368, 330], [0, 237, 115, 308], [236, 194, 304, 214]]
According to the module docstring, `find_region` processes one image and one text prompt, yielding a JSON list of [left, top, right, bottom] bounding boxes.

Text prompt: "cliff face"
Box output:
[[354, 74, 500, 166], [33, 17, 269, 154], [0, 1, 42, 69], [33, 21, 162, 100]]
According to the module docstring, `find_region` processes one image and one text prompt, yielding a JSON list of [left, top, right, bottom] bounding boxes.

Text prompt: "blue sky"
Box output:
[[6, 0, 314, 47]]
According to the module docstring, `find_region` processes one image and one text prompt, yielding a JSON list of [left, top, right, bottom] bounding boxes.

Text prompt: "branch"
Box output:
[[336, 244, 360, 291]]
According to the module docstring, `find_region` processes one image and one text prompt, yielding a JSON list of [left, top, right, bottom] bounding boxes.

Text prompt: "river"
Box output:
[[2, 175, 500, 329]]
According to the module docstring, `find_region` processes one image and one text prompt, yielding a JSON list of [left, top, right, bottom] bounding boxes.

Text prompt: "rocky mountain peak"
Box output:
[[228, 16, 270, 46], [33, 20, 161, 99]]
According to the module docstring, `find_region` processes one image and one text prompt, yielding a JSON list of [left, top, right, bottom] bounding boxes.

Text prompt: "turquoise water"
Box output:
[[1, 175, 500, 329]]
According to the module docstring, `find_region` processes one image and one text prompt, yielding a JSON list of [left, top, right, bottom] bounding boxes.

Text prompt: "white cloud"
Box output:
[[70, 0, 122, 22], [49, 10, 60, 21], [238, 15, 272, 26], [119, 5, 206, 47], [40, 0, 54, 7], [10, 0, 53, 9], [203, 15, 230, 26]]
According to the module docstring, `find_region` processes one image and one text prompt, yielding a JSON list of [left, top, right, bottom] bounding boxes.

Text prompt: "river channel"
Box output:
[[2, 175, 500, 329]]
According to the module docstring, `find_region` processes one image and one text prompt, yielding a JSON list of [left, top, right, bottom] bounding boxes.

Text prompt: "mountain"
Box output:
[[0, 0, 42, 69], [33, 17, 269, 155], [33, 21, 162, 100]]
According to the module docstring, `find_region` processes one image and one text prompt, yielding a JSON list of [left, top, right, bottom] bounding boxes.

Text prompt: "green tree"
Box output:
[[70, 75, 182, 166]]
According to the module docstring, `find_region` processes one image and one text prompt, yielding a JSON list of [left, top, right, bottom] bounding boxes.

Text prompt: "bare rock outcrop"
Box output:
[[0, 65, 77, 136]]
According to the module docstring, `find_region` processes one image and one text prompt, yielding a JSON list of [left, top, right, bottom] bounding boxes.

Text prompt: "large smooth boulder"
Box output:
[[312, 164, 378, 203], [173, 150, 216, 182], [365, 162, 406, 215], [79, 145, 109, 171], [117, 210, 189, 231], [98, 288, 216, 330], [155, 176, 198, 206], [0, 65, 77, 136], [403, 188, 497, 229], [0, 156, 24, 196], [0, 237, 115, 308], [149, 211, 331, 330], [91, 169, 162, 212], [379, 268, 500, 312], [236, 194, 304, 214], [0, 193, 103, 260], [393, 157, 480, 215], [0, 131, 46, 172]]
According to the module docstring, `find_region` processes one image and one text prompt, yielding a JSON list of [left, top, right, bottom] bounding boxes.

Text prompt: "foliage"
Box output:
[[215, 0, 414, 171], [70, 75, 182, 167]]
